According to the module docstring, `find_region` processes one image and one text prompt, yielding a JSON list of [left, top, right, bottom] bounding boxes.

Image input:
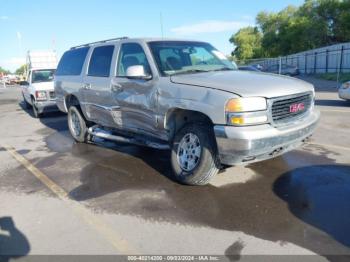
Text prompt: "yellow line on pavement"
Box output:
[[2, 145, 138, 254]]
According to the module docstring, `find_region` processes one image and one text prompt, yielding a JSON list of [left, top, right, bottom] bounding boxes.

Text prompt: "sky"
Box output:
[[0, 0, 304, 72]]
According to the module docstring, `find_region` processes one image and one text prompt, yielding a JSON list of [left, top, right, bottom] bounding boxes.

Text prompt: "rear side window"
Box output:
[[56, 47, 89, 76], [88, 45, 115, 77]]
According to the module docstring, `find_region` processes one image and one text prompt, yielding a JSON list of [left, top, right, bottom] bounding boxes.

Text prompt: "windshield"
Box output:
[[32, 69, 55, 83], [148, 41, 237, 76]]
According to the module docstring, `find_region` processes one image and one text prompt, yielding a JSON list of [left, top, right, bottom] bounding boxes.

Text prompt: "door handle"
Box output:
[[83, 83, 91, 89], [111, 83, 123, 92]]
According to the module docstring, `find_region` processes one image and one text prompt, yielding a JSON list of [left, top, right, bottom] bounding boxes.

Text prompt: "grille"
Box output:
[[271, 93, 312, 124], [49, 91, 56, 99]]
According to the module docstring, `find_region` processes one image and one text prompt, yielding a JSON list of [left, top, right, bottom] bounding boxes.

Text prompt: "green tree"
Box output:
[[231, 0, 350, 58], [337, 0, 350, 42], [15, 64, 27, 76], [0, 66, 10, 75], [256, 5, 299, 56], [229, 26, 263, 60]]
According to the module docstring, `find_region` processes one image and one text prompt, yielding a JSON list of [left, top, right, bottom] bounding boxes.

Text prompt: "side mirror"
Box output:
[[126, 65, 152, 80], [20, 81, 29, 86]]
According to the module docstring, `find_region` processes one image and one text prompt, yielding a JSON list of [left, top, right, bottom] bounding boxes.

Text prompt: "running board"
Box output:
[[87, 126, 170, 150]]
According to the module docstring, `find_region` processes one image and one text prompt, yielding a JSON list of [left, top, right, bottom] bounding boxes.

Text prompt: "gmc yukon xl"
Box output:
[[54, 37, 320, 185]]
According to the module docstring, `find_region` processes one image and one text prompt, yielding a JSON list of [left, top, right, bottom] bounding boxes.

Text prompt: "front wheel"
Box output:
[[31, 98, 42, 118], [170, 123, 219, 185], [68, 106, 89, 143], [22, 94, 31, 109]]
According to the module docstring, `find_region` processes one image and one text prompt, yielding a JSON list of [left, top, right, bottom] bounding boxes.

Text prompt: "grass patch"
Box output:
[[315, 73, 350, 83]]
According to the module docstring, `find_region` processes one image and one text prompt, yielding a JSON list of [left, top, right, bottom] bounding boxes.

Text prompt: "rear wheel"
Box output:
[[68, 106, 89, 143], [170, 123, 219, 185]]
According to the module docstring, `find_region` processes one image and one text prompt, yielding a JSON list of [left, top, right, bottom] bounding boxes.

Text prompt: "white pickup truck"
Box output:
[[21, 51, 59, 118]]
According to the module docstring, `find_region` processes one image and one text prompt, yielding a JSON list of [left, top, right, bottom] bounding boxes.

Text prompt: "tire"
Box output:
[[31, 98, 42, 118], [67, 106, 89, 143], [170, 123, 219, 185], [22, 94, 31, 109]]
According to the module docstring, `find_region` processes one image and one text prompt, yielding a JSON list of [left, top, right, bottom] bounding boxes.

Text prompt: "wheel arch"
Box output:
[[65, 94, 91, 124], [64, 94, 80, 110], [165, 108, 215, 141]]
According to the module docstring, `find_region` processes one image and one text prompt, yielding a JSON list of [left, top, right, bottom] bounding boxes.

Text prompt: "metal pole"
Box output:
[[339, 45, 344, 73], [297, 55, 300, 69], [304, 53, 307, 74], [279, 57, 282, 75], [314, 52, 317, 74], [325, 49, 329, 73], [336, 49, 341, 87]]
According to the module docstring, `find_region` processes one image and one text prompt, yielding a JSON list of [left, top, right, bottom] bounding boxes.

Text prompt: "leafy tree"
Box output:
[[229, 26, 264, 60], [337, 0, 350, 42], [15, 64, 27, 75], [230, 0, 350, 58], [0, 66, 10, 75]]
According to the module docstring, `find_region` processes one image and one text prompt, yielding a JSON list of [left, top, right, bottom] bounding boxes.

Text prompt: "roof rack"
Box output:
[[70, 37, 129, 49]]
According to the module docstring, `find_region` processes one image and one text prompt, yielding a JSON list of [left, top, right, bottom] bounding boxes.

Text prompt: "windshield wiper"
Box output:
[[171, 69, 209, 76]]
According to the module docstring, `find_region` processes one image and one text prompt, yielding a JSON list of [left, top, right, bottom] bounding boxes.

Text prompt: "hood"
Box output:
[[170, 71, 314, 98], [31, 81, 54, 91]]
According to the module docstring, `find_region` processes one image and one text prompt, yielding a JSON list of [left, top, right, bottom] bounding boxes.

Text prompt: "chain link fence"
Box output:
[[235, 43, 350, 87]]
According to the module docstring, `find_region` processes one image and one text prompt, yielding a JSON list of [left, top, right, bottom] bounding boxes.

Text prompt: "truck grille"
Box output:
[[49, 91, 56, 99], [271, 93, 312, 125]]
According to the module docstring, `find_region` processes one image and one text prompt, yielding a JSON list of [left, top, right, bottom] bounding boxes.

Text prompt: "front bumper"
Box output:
[[214, 110, 320, 165], [35, 100, 59, 114]]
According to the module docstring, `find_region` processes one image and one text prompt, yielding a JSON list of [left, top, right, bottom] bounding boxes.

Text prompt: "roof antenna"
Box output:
[[160, 12, 164, 39]]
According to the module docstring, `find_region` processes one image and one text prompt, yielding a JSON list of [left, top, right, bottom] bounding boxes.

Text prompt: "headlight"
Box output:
[[341, 82, 350, 89], [225, 97, 268, 126], [225, 97, 267, 112], [35, 91, 47, 101]]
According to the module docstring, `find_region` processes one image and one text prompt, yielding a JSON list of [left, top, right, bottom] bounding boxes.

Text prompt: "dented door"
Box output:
[[111, 42, 158, 136]]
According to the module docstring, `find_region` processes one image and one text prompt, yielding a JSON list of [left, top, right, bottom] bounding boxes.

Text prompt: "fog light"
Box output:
[[230, 117, 244, 125]]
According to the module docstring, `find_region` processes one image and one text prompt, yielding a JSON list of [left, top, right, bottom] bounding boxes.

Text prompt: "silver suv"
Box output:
[[54, 37, 320, 185]]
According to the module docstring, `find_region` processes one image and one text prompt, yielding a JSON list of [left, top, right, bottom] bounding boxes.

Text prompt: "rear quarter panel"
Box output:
[[54, 75, 84, 113]]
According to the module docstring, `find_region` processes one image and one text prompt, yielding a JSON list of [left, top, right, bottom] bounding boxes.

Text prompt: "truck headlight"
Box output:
[[225, 97, 267, 112], [225, 97, 268, 126], [35, 91, 47, 101]]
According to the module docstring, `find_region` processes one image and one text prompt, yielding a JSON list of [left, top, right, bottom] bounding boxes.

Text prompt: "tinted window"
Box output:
[[32, 69, 55, 83], [117, 43, 151, 77], [56, 47, 89, 76], [88, 45, 114, 77]]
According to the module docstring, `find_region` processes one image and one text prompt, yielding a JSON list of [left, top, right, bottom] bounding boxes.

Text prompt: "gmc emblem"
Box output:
[[290, 103, 305, 113]]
